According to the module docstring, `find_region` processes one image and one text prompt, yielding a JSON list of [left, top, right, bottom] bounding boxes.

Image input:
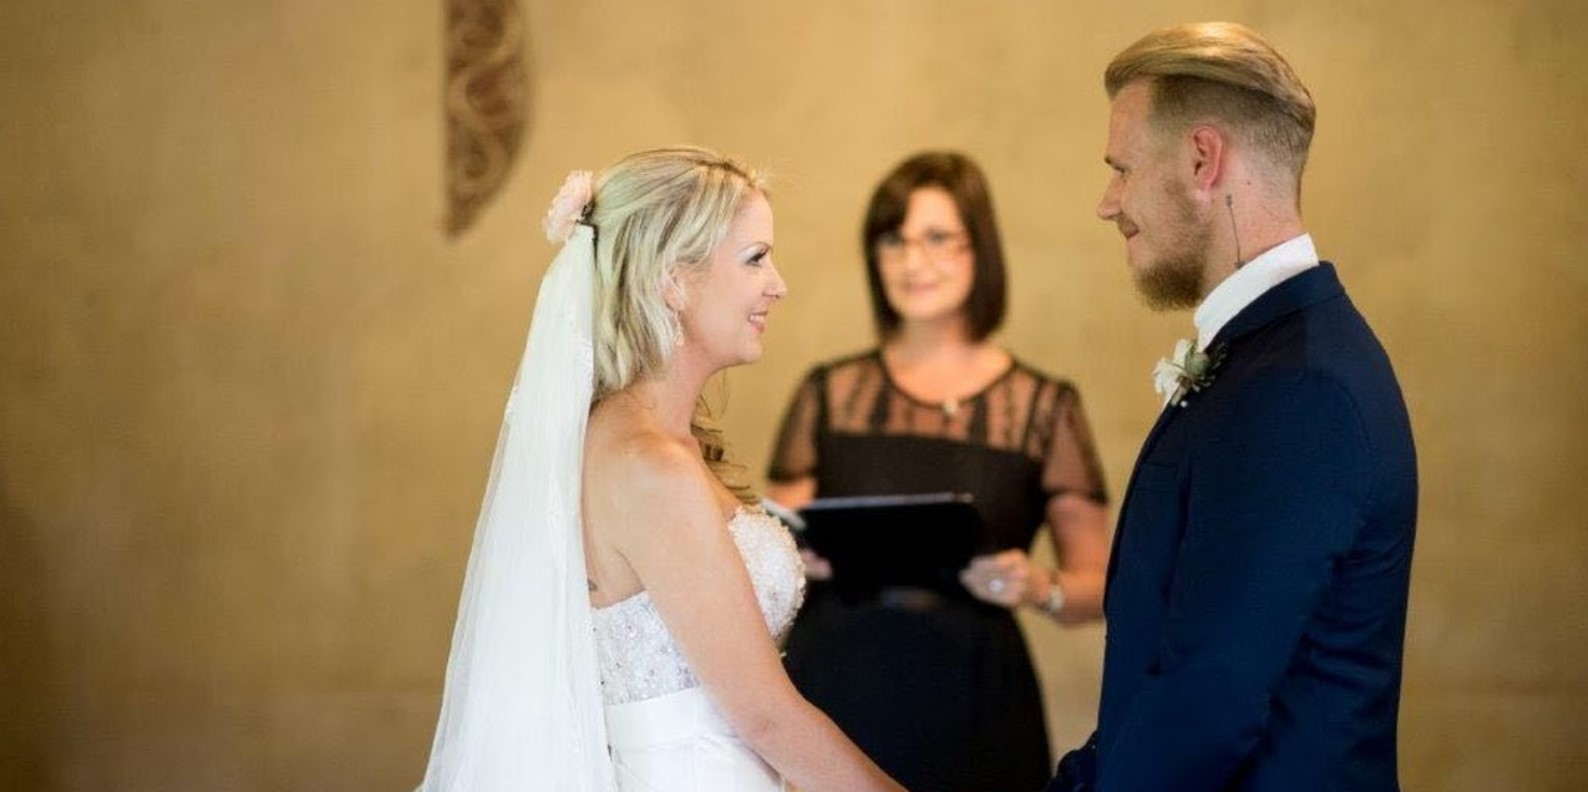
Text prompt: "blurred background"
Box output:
[[3, 0, 1585, 789]]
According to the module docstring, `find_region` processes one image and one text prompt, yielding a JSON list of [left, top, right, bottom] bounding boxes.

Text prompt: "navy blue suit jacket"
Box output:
[[1050, 264, 1417, 791]]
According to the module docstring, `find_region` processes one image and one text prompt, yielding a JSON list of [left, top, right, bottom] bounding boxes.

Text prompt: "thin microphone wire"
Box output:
[[1226, 194, 1244, 267]]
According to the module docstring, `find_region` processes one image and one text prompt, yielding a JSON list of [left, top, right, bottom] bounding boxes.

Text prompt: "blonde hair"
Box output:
[[587, 146, 766, 503], [1105, 22, 1316, 185]]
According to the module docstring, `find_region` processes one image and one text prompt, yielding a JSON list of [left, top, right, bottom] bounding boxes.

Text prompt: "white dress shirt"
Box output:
[[1193, 234, 1320, 351]]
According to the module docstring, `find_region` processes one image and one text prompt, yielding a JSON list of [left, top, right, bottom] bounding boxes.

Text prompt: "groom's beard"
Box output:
[[1134, 178, 1213, 312]]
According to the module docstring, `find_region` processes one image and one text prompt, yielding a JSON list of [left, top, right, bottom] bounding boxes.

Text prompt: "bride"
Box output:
[[419, 147, 906, 792]]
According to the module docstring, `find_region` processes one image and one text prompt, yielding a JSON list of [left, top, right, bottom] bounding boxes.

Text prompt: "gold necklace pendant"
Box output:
[[942, 397, 960, 417]]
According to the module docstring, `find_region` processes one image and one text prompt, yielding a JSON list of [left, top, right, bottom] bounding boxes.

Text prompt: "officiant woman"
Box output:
[[765, 150, 1111, 792]]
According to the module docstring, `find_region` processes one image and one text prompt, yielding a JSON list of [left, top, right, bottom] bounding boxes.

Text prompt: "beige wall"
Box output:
[[3, 0, 1584, 789]]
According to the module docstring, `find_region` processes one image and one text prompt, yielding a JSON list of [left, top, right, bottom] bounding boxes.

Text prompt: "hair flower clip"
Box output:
[[542, 170, 594, 243]]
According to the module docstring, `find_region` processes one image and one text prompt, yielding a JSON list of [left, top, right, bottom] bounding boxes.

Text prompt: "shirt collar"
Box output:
[[1193, 233, 1319, 350]]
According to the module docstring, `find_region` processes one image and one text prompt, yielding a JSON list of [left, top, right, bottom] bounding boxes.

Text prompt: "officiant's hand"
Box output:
[[800, 549, 834, 581], [961, 549, 1047, 609]]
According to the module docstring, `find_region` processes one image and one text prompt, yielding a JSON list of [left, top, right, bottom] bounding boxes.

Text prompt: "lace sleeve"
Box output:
[[1040, 382, 1110, 504], [767, 367, 824, 482]]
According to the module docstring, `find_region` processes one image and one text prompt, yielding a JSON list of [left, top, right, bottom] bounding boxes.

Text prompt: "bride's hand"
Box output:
[[800, 548, 833, 581], [960, 549, 1042, 608]]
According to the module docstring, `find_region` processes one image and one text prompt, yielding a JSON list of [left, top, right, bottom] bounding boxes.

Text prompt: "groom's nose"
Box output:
[[1097, 180, 1122, 221]]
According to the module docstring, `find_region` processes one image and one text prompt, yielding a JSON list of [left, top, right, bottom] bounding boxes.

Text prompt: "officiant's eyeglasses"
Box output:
[[876, 229, 970, 262]]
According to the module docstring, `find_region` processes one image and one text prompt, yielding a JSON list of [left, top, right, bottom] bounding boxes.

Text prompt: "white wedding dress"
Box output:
[[592, 506, 806, 791]]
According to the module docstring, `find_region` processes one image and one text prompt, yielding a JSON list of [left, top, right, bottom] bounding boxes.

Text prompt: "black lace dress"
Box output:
[[769, 350, 1108, 792]]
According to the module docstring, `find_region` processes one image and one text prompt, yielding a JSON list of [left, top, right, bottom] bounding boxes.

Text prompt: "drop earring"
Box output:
[[667, 307, 685, 349]]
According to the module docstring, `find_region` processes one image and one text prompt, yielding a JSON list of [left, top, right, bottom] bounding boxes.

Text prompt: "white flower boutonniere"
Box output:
[[1152, 339, 1226, 408]]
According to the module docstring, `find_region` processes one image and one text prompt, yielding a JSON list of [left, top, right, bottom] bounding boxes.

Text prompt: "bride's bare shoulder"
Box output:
[[585, 398, 713, 512]]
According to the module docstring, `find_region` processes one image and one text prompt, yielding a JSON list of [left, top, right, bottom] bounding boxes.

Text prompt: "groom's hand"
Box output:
[[1049, 734, 1099, 792]]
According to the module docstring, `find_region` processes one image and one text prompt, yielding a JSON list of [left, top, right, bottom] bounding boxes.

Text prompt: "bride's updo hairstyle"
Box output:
[[587, 146, 765, 503], [588, 146, 766, 398]]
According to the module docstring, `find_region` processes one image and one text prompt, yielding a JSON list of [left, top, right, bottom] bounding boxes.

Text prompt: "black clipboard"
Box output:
[[790, 492, 982, 598]]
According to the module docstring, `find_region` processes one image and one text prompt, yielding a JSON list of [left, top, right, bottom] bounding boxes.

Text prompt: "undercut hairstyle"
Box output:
[[1105, 22, 1317, 186], [860, 151, 1008, 342]]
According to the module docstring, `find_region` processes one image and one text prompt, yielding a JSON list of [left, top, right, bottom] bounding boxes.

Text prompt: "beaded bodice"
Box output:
[[592, 507, 806, 705]]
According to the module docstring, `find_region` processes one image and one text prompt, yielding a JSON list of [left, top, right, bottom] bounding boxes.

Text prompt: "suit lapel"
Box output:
[[1104, 403, 1184, 600], [1136, 401, 1181, 461], [1104, 264, 1348, 601]]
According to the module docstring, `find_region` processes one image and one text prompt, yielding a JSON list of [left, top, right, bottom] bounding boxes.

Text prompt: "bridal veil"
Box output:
[[419, 220, 615, 791]]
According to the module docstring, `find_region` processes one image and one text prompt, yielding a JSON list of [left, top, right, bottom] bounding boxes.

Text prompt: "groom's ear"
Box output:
[[1187, 125, 1227, 192]]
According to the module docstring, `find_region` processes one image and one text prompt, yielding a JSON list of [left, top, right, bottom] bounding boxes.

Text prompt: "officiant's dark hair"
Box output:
[[861, 151, 1007, 342]]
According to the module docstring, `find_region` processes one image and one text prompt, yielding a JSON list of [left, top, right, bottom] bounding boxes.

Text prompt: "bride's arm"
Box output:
[[600, 439, 905, 792]]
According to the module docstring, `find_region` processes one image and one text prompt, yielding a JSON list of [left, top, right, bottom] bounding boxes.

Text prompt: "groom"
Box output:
[[1048, 23, 1418, 791]]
